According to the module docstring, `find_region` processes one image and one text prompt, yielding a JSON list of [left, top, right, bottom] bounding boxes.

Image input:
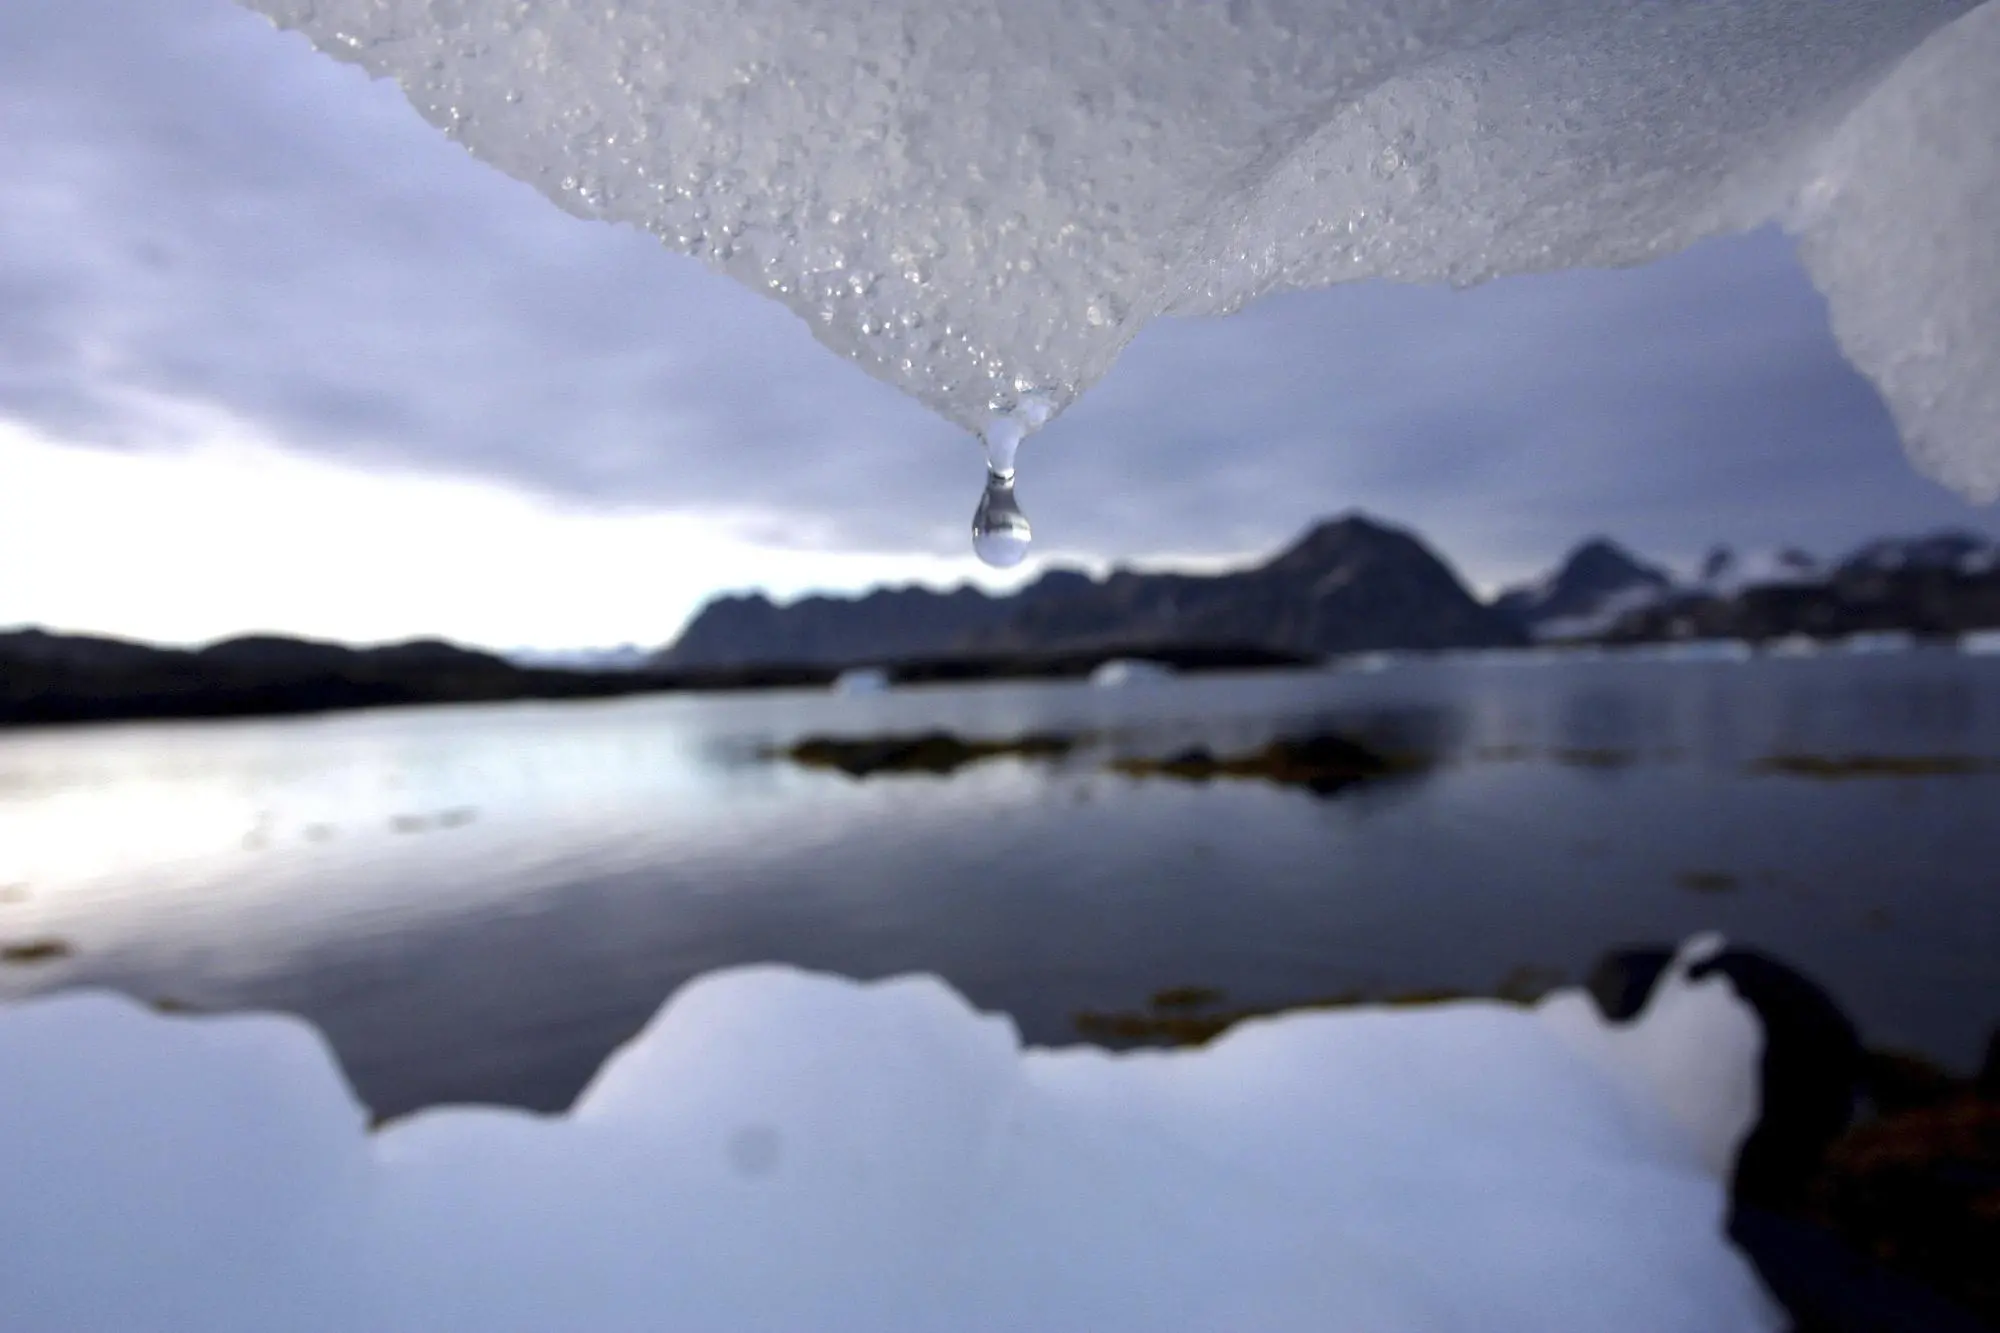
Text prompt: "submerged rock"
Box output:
[[780, 731, 1077, 778], [1110, 733, 1411, 796]]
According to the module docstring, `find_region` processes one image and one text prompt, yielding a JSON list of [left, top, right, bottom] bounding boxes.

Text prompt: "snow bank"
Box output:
[[237, 0, 1998, 495], [1, 940, 1776, 1331]]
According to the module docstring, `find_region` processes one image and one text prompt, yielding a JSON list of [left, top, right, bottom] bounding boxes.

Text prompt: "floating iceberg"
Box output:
[[1341, 650, 1399, 673], [1088, 657, 1174, 687], [0, 941, 1774, 1331], [1643, 639, 1756, 664], [831, 665, 893, 694], [1839, 629, 1916, 655], [238, 0, 1999, 499]]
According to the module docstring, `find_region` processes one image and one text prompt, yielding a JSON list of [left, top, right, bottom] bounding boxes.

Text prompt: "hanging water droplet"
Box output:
[[972, 469, 1031, 568], [969, 392, 1053, 568]]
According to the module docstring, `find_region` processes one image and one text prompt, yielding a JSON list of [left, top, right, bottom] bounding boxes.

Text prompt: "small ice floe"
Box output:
[[1341, 651, 1397, 673], [830, 666, 892, 695], [1956, 629, 2000, 656], [0, 937, 1782, 1331], [1839, 631, 1915, 656], [1648, 639, 1755, 664], [1765, 635, 1821, 659], [1088, 658, 1174, 687]]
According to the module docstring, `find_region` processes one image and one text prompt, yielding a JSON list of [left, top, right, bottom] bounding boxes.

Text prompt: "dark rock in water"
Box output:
[[1109, 732, 1406, 797], [1584, 946, 1675, 1023], [1688, 948, 1864, 1213], [1491, 963, 1567, 1005], [1586, 943, 1861, 1207], [781, 731, 1075, 778], [1864, 1049, 1972, 1117], [1727, 1206, 1990, 1333], [1589, 942, 2000, 1329], [1816, 1092, 2000, 1329]]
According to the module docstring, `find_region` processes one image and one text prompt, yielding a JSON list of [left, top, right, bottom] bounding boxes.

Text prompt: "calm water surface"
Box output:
[[2, 651, 1996, 1117]]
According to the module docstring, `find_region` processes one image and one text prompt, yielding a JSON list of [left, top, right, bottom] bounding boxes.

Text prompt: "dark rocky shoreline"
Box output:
[[0, 629, 1308, 731], [1078, 945, 2000, 1332]]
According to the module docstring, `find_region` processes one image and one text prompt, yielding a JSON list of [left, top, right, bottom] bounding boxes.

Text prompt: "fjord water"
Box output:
[[2, 651, 1996, 1119]]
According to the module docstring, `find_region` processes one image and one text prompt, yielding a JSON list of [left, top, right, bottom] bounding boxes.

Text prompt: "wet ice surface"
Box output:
[[2, 652, 1996, 1120], [240, 0, 2000, 498], [0, 944, 1777, 1332]]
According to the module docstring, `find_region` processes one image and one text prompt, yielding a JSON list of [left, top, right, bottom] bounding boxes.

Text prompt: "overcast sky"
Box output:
[[4, 0, 1997, 650]]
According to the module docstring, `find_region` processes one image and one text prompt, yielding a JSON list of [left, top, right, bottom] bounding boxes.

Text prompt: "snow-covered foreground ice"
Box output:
[[237, 0, 2000, 500], [1, 938, 1775, 1331]]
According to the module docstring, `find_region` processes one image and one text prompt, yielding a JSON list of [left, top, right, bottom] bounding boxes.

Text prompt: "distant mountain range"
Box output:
[[662, 516, 2000, 668], [0, 632, 624, 728], [665, 515, 1526, 668], [1496, 531, 2000, 646], [7, 515, 1999, 729]]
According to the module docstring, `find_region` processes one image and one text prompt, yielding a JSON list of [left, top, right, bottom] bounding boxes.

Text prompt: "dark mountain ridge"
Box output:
[[664, 569, 1097, 669], [665, 513, 1524, 668], [1492, 538, 1674, 636], [0, 629, 720, 729], [10, 520, 2000, 730], [966, 515, 1519, 657]]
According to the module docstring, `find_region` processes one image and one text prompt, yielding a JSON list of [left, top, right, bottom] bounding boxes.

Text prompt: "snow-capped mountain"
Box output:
[[504, 644, 654, 672], [1835, 530, 1996, 577], [1492, 538, 1673, 642], [1690, 546, 1825, 597]]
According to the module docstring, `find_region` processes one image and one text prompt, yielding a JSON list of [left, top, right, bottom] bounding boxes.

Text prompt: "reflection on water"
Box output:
[[2, 653, 1998, 1118]]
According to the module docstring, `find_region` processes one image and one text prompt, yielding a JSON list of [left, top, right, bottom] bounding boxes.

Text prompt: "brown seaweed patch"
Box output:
[[1814, 1091, 2000, 1326], [1074, 977, 1517, 1049], [1, 938, 73, 964], [1676, 869, 1741, 894], [1149, 985, 1226, 1012], [777, 731, 1077, 778], [1108, 733, 1414, 796], [1751, 754, 1993, 779], [1073, 1009, 1242, 1045]]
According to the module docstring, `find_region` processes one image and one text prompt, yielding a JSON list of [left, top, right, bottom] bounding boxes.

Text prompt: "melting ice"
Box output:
[[969, 393, 1049, 568], [240, 0, 2000, 521], [0, 940, 1778, 1331]]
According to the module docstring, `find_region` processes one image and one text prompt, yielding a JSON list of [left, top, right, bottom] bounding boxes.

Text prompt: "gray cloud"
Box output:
[[3, 0, 1995, 594]]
